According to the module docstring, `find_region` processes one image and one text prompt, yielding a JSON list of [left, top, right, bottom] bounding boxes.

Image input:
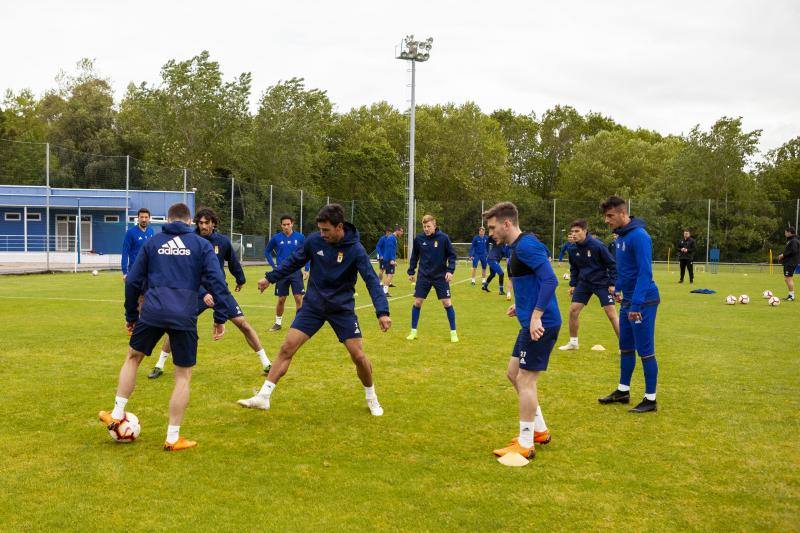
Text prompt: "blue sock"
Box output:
[[641, 355, 658, 394], [620, 351, 636, 387], [444, 305, 456, 331], [411, 305, 421, 329]]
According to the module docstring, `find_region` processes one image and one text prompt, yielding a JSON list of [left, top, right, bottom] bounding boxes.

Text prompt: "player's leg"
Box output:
[[687, 260, 694, 283], [162, 328, 199, 450], [230, 315, 272, 373], [679, 259, 686, 282], [271, 294, 288, 332], [481, 257, 487, 285], [383, 263, 395, 296], [471, 256, 478, 285], [602, 303, 620, 338], [408, 278, 431, 340], [342, 334, 383, 416], [438, 281, 458, 342], [559, 302, 584, 350], [629, 305, 659, 413], [784, 266, 795, 300], [149, 337, 172, 379], [598, 311, 635, 405]]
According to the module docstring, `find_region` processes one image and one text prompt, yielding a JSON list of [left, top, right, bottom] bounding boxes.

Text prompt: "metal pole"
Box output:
[[300, 189, 304, 232], [23, 206, 28, 252], [628, 198, 632, 215], [351, 199, 355, 221], [326, 195, 330, 205], [795, 198, 799, 231], [76, 199, 81, 270], [480, 200, 484, 227], [407, 59, 416, 257], [551, 198, 557, 259], [125, 155, 130, 230], [46, 143, 50, 270], [268, 184, 273, 237], [183, 168, 187, 205], [706, 198, 711, 268], [230, 177, 235, 236]]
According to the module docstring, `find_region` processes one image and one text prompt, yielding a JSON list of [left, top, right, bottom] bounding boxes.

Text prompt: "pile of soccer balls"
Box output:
[[108, 412, 141, 442], [727, 291, 779, 306]]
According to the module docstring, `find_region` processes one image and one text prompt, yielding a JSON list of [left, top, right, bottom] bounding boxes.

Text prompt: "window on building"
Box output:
[[104, 215, 120, 223], [26, 212, 42, 221], [4, 212, 21, 221]]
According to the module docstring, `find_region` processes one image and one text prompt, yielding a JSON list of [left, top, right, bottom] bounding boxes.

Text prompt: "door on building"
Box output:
[[55, 215, 92, 251]]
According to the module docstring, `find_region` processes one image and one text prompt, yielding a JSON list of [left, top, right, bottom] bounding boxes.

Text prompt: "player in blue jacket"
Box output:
[[239, 204, 391, 416], [264, 214, 309, 332], [121, 207, 154, 278], [148, 208, 272, 378], [483, 202, 560, 460], [469, 227, 489, 286], [598, 196, 660, 413], [99, 203, 231, 451], [380, 225, 403, 297], [482, 236, 507, 295], [406, 214, 459, 342], [559, 219, 619, 351], [376, 228, 390, 281]]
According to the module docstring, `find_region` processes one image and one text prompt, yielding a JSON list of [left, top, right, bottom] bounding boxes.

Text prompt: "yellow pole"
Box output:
[[667, 247, 671, 273], [769, 249, 773, 275]]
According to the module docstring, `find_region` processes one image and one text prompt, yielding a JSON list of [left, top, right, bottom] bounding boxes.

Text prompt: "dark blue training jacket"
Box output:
[[125, 221, 231, 330], [469, 235, 488, 258], [407, 229, 457, 279], [265, 223, 389, 318], [508, 233, 561, 329], [376, 235, 387, 258], [568, 234, 617, 288], [614, 217, 659, 312], [204, 230, 245, 286]]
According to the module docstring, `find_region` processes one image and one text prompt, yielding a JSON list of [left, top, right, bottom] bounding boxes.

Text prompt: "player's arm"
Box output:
[[568, 252, 578, 288], [263, 241, 310, 287], [445, 237, 457, 274], [356, 245, 391, 322], [469, 237, 476, 258], [407, 237, 420, 277], [517, 241, 558, 312], [123, 244, 148, 324], [224, 239, 246, 289], [630, 234, 654, 313], [121, 230, 131, 276], [264, 237, 277, 268], [598, 242, 617, 288]]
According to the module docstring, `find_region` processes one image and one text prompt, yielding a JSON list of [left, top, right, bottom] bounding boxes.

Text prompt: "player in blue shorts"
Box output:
[[99, 203, 231, 451], [483, 202, 560, 460], [482, 236, 507, 295], [148, 208, 272, 378], [469, 227, 488, 286], [238, 204, 391, 416], [406, 214, 458, 342], [598, 196, 659, 413], [264, 214, 309, 332], [558, 219, 619, 351], [380, 225, 403, 297]]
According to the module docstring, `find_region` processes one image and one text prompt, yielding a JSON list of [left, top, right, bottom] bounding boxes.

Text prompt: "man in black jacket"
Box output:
[[778, 226, 799, 301], [677, 230, 696, 284]]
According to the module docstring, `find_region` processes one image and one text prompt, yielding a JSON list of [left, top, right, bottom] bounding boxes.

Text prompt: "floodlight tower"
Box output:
[[396, 35, 433, 257]]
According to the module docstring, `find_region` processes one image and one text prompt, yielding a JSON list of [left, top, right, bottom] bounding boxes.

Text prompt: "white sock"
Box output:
[[570, 337, 579, 345], [471, 277, 475, 282], [644, 393, 656, 401], [482, 278, 486, 283], [364, 385, 377, 400], [518, 420, 535, 448], [275, 315, 283, 325], [618, 384, 631, 392], [156, 351, 169, 369], [383, 285, 389, 294], [534, 405, 547, 432], [256, 348, 270, 368], [790, 291, 795, 297], [166, 425, 180, 444], [258, 380, 276, 398], [111, 396, 128, 420]]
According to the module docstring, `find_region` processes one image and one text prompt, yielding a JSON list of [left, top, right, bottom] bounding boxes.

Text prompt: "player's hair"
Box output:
[[167, 203, 191, 221], [421, 214, 436, 224], [482, 202, 519, 226], [316, 204, 345, 226], [787, 226, 797, 235], [570, 219, 588, 231], [137, 207, 150, 216], [394, 225, 403, 232], [478, 226, 485, 231], [385, 227, 392, 233], [280, 214, 294, 223], [601, 196, 627, 212], [194, 207, 219, 227]]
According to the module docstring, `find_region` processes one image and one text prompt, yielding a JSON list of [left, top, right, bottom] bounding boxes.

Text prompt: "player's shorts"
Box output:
[[378, 259, 386, 270], [488, 260, 504, 276], [511, 324, 561, 372], [198, 292, 244, 324], [783, 263, 797, 277], [414, 275, 451, 300], [130, 321, 198, 367], [472, 255, 488, 269], [619, 303, 658, 358], [291, 305, 362, 343], [275, 270, 305, 297], [572, 283, 615, 307], [384, 261, 396, 275]]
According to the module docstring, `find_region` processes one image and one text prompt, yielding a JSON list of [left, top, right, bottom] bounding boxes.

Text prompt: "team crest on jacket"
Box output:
[[434, 241, 438, 248], [214, 245, 219, 255], [337, 251, 344, 263], [587, 250, 591, 257]]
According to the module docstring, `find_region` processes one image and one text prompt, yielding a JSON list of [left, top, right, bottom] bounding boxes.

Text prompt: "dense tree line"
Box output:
[[2, 52, 799, 260]]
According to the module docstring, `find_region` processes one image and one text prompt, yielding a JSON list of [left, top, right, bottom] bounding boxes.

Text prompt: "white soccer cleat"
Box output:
[[558, 342, 579, 351], [367, 397, 384, 416], [237, 394, 270, 410]]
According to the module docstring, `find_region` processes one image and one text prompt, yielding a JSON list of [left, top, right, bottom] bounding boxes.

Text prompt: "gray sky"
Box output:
[[2, 0, 798, 152]]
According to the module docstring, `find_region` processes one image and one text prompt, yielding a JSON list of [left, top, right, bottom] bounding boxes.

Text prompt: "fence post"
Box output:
[[46, 142, 50, 271], [300, 189, 304, 232], [125, 155, 130, 230], [628, 198, 632, 215], [795, 198, 799, 231], [23, 205, 28, 252], [480, 199, 484, 227], [268, 184, 273, 237], [326, 195, 330, 205], [182, 168, 187, 205], [351, 200, 355, 221], [551, 198, 557, 259], [230, 177, 235, 236], [76, 198, 81, 271], [705, 198, 711, 269]]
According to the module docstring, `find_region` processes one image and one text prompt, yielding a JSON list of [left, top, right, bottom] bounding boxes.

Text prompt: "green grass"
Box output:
[[0, 262, 798, 531]]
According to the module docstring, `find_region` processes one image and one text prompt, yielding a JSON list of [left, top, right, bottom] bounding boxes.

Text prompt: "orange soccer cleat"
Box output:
[[98, 410, 121, 429], [493, 439, 536, 459], [163, 437, 197, 452]]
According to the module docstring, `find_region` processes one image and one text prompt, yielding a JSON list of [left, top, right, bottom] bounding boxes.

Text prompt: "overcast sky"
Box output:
[[1, 0, 798, 152]]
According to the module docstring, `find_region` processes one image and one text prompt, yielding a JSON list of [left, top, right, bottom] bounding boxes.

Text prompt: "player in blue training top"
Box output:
[[559, 219, 619, 351], [598, 196, 660, 413], [482, 236, 508, 295], [99, 203, 231, 451], [469, 227, 489, 286], [264, 214, 309, 332], [380, 225, 403, 297], [121, 207, 154, 279], [148, 207, 272, 378], [406, 214, 459, 342], [483, 202, 561, 461], [376, 227, 390, 281], [238, 204, 391, 416]]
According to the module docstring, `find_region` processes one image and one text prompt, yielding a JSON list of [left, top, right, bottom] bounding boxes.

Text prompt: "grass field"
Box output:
[[0, 261, 798, 531]]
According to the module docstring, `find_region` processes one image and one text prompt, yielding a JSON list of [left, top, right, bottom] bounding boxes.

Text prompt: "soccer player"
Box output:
[[381, 225, 403, 297], [482, 236, 506, 295], [598, 196, 660, 413], [778, 226, 799, 301], [677, 229, 696, 284], [238, 204, 391, 416], [558, 219, 619, 351], [121, 207, 154, 279], [376, 228, 390, 281], [484, 202, 560, 460], [148, 207, 272, 378], [608, 233, 618, 257], [406, 214, 458, 342], [264, 214, 309, 332], [99, 203, 230, 451], [469, 227, 489, 286]]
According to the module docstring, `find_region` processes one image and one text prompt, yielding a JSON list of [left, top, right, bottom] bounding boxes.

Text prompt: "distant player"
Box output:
[[148, 207, 272, 378], [406, 214, 458, 342], [778, 226, 798, 301], [677, 229, 696, 284], [598, 196, 659, 413], [376, 227, 391, 280], [121, 207, 154, 280], [469, 227, 489, 286], [482, 236, 507, 295], [99, 203, 231, 451], [558, 219, 619, 351], [264, 215, 309, 332], [238, 204, 391, 416], [484, 202, 560, 460], [381, 225, 403, 297], [608, 233, 618, 257]]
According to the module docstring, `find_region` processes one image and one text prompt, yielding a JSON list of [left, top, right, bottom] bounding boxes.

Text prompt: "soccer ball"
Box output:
[[108, 412, 141, 443], [725, 295, 736, 305], [762, 290, 773, 299], [738, 295, 750, 304], [768, 296, 781, 307], [92, 270, 99, 276], [563, 273, 570, 280]]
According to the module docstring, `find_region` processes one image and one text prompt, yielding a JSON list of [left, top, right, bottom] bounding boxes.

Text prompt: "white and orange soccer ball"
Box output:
[[725, 295, 737, 305], [563, 273, 570, 280], [762, 290, 773, 299], [108, 412, 141, 443], [768, 296, 781, 307], [738, 295, 750, 304]]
